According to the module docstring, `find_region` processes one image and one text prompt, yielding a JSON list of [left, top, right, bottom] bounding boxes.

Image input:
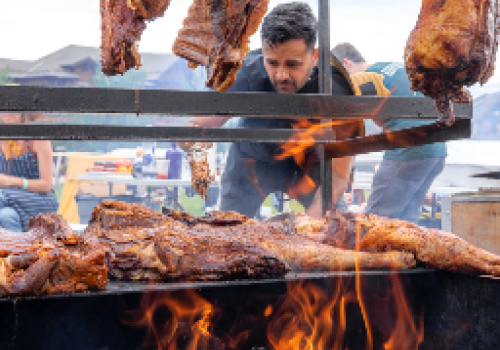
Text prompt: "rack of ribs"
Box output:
[[100, 0, 172, 76], [0, 213, 107, 297], [173, 0, 269, 91], [404, 0, 499, 125]]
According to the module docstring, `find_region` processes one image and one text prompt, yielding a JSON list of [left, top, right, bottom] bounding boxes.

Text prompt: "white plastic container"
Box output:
[[156, 159, 170, 176]]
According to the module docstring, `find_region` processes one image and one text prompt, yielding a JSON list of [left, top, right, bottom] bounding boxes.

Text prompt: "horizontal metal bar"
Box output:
[[0, 124, 337, 143], [0, 269, 435, 302], [0, 85, 473, 119], [325, 119, 472, 158]]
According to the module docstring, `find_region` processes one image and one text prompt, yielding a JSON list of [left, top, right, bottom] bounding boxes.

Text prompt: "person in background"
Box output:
[[331, 43, 446, 224], [179, 3, 365, 218], [343, 167, 365, 208], [0, 113, 58, 232]]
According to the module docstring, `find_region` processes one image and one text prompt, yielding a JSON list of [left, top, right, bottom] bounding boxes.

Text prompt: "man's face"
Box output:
[[263, 39, 316, 94]]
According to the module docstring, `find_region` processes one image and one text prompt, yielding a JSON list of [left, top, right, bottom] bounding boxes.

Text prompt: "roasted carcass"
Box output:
[[100, 0, 172, 75], [314, 210, 500, 277], [173, 0, 269, 91], [405, 0, 499, 125], [0, 214, 107, 297], [84, 201, 416, 281]]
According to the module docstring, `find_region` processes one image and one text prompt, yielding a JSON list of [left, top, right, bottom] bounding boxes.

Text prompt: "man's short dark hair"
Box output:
[[261, 2, 317, 51], [331, 43, 366, 63]]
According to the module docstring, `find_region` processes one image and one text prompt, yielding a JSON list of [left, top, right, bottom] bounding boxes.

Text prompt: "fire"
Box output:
[[123, 290, 217, 350], [383, 274, 424, 350], [267, 279, 348, 350], [126, 273, 424, 350]]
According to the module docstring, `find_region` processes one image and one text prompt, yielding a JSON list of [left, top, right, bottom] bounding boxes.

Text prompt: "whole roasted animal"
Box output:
[[308, 210, 500, 277], [153, 221, 416, 280], [404, 0, 499, 125], [85, 201, 416, 282], [0, 213, 107, 297], [173, 0, 269, 91], [100, 0, 172, 75]]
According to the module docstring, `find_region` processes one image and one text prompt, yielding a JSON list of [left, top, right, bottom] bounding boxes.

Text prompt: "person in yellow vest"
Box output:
[[332, 43, 447, 224], [0, 113, 58, 231]]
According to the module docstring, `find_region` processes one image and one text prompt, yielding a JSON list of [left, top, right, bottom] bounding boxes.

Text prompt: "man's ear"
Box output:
[[342, 58, 353, 72]]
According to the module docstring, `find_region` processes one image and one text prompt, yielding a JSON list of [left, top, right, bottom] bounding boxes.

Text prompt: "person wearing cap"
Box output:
[[180, 2, 371, 219], [331, 43, 447, 224], [0, 113, 58, 232]]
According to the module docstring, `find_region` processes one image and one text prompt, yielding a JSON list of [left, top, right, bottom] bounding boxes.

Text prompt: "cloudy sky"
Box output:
[[1, 0, 498, 97]]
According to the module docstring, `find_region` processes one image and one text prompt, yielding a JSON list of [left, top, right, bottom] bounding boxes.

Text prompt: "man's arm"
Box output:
[[305, 156, 354, 218], [185, 116, 230, 128]]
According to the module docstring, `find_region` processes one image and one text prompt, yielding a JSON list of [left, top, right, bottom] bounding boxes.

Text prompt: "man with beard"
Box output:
[[180, 2, 362, 218]]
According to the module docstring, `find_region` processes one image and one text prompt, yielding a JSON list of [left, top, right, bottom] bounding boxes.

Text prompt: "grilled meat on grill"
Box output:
[[173, 0, 269, 91], [153, 224, 290, 281], [0, 214, 108, 297], [83, 201, 176, 280], [85, 202, 415, 281], [404, 0, 499, 125], [84, 201, 288, 281], [100, 0, 172, 76], [321, 210, 500, 277], [154, 221, 415, 277]]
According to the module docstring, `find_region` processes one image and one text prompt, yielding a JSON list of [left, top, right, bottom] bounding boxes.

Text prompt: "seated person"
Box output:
[[0, 113, 58, 232]]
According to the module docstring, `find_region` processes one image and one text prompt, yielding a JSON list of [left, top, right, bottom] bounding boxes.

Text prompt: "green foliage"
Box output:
[[92, 63, 148, 89], [0, 67, 12, 85]]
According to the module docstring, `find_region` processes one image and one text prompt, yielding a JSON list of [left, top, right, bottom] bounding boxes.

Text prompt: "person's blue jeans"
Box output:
[[365, 157, 445, 224], [0, 191, 22, 232]]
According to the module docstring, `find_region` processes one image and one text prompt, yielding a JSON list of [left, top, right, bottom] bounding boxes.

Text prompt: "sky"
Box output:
[[1, 0, 499, 98]]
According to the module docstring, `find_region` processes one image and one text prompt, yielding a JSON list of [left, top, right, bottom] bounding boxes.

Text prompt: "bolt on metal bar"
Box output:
[[318, 0, 333, 216]]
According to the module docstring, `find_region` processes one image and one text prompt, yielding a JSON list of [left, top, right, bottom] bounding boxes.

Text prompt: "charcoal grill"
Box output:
[[0, 0, 486, 349]]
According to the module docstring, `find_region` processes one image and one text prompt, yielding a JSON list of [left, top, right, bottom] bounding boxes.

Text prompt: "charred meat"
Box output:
[[0, 214, 107, 297], [318, 210, 500, 277], [405, 0, 499, 125], [100, 0, 172, 76], [173, 0, 269, 91]]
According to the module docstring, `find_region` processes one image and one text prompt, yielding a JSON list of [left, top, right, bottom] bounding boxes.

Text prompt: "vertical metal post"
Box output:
[[318, 0, 333, 216], [318, 145, 332, 217]]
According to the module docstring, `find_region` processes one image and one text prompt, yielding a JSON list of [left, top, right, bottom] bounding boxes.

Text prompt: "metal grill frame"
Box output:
[[0, 0, 473, 214]]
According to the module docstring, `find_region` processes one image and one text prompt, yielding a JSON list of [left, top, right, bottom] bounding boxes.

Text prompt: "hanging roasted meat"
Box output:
[[188, 149, 212, 201], [0, 214, 108, 297], [173, 0, 269, 91], [313, 210, 500, 277], [404, 0, 499, 125], [100, 0, 172, 76]]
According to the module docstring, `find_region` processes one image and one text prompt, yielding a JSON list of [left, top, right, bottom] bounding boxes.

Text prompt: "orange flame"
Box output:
[[267, 279, 348, 350], [383, 274, 424, 350], [123, 290, 216, 350], [354, 222, 374, 350]]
